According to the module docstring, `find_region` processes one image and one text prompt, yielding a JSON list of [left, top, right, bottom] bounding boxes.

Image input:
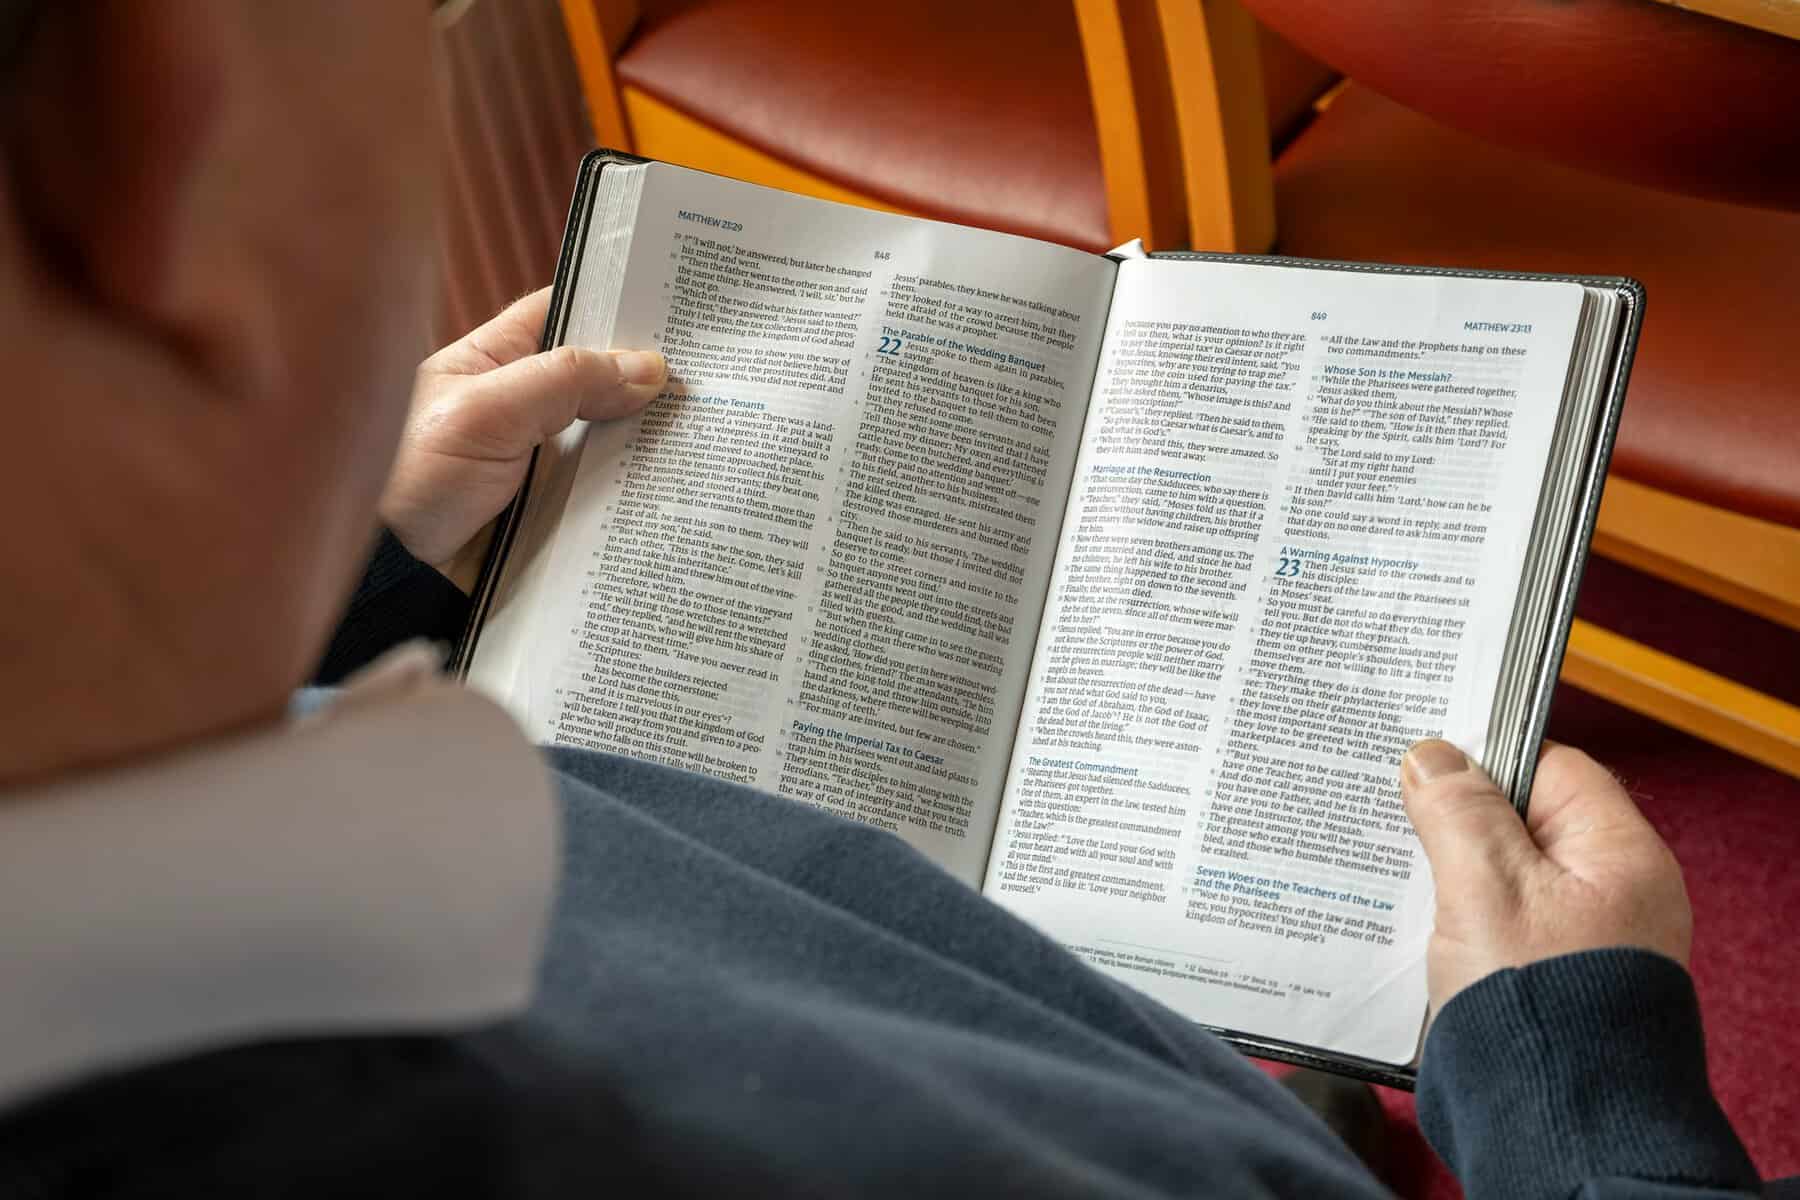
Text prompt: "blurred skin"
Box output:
[[0, 1, 1690, 1027], [0, 2, 439, 785]]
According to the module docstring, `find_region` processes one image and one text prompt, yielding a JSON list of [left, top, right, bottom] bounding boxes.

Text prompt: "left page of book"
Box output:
[[466, 161, 1118, 886]]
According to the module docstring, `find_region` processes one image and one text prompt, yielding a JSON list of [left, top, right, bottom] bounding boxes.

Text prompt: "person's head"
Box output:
[[0, 2, 440, 784]]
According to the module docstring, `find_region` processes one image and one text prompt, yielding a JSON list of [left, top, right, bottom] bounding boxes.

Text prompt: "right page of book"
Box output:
[[984, 259, 1585, 1064]]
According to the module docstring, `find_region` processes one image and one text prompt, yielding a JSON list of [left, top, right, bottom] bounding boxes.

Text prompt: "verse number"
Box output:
[[1309, 311, 1328, 321], [1275, 557, 1304, 578], [878, 336, 904, 356]]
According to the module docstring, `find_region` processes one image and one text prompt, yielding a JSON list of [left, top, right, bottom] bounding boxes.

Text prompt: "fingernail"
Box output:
[[1402, 740, 1468, 789], [616, 350, 666, 385]]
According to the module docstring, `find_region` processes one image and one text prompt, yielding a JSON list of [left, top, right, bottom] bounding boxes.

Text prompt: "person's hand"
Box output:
[[1400, 739, 1691, 1018], [380, 288, 666, 588]]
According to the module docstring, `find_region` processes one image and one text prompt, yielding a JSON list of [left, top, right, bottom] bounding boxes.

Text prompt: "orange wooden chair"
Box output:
[[1240, 0, 1800, 776], [550, 0, 1800, 775], [556, 0, 1336, 254]]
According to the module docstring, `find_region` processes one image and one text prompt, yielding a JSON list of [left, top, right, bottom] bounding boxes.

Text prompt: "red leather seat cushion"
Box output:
[[1257, 23, 1336, 150], [1275, 85, 1800, 527], [1242, 0, 1800, 212], [617, 0, 1336, 252]]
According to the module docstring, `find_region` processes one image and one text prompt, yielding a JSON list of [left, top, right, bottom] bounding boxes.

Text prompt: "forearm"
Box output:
[[312, 529, 471, 684], [1418, 948, 1759, 1200]]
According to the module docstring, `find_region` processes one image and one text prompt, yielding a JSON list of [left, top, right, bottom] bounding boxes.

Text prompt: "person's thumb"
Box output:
[[448, 345, 665, 456], [1400, 739, 1540, 897]]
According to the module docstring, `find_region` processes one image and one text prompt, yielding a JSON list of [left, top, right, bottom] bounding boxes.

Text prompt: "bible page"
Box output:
[[984, 259, 1584, 1062], [466, 162, 1117, 886]]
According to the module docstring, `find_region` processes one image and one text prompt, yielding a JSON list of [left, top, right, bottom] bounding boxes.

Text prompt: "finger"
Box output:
[[427, 288, 554, 375], [573, 349, 667, 421], [1520, 741, 1655, 845], [449, 345, 665, 455], [1400, 739, 1539, 892]]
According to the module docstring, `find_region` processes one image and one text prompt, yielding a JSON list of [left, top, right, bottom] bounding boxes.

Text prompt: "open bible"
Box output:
[[460, 151, 1642, 1085]]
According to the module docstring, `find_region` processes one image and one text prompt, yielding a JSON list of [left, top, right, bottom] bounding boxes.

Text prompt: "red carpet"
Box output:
[[1275, 556, 1800, 1196]]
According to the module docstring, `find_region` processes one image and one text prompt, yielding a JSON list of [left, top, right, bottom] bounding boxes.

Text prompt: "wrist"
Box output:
[[434, 524, 495, 595], [375, 490, 457, 581], [1419, 948, 1754, 1197]]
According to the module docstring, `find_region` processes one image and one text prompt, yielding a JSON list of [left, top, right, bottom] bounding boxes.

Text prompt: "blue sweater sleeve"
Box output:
[[1417, 947, 1761, 1200]]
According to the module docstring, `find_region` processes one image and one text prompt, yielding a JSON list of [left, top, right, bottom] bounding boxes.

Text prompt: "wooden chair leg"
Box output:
[[558, 0, 641, 151], [1593, 477, 1800, 632], [1561, 618, 1800, 778]]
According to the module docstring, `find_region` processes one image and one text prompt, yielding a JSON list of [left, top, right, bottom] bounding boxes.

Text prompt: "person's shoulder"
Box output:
[[0, 1034, 611, 1199]]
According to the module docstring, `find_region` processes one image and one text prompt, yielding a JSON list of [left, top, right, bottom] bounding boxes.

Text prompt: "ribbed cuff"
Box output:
[[1417, 948, 1757, 1200], [313, 530, 471, 685]]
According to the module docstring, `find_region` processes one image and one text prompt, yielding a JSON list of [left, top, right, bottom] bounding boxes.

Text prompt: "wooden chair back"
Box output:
[[558, 0, 1278, 251]]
